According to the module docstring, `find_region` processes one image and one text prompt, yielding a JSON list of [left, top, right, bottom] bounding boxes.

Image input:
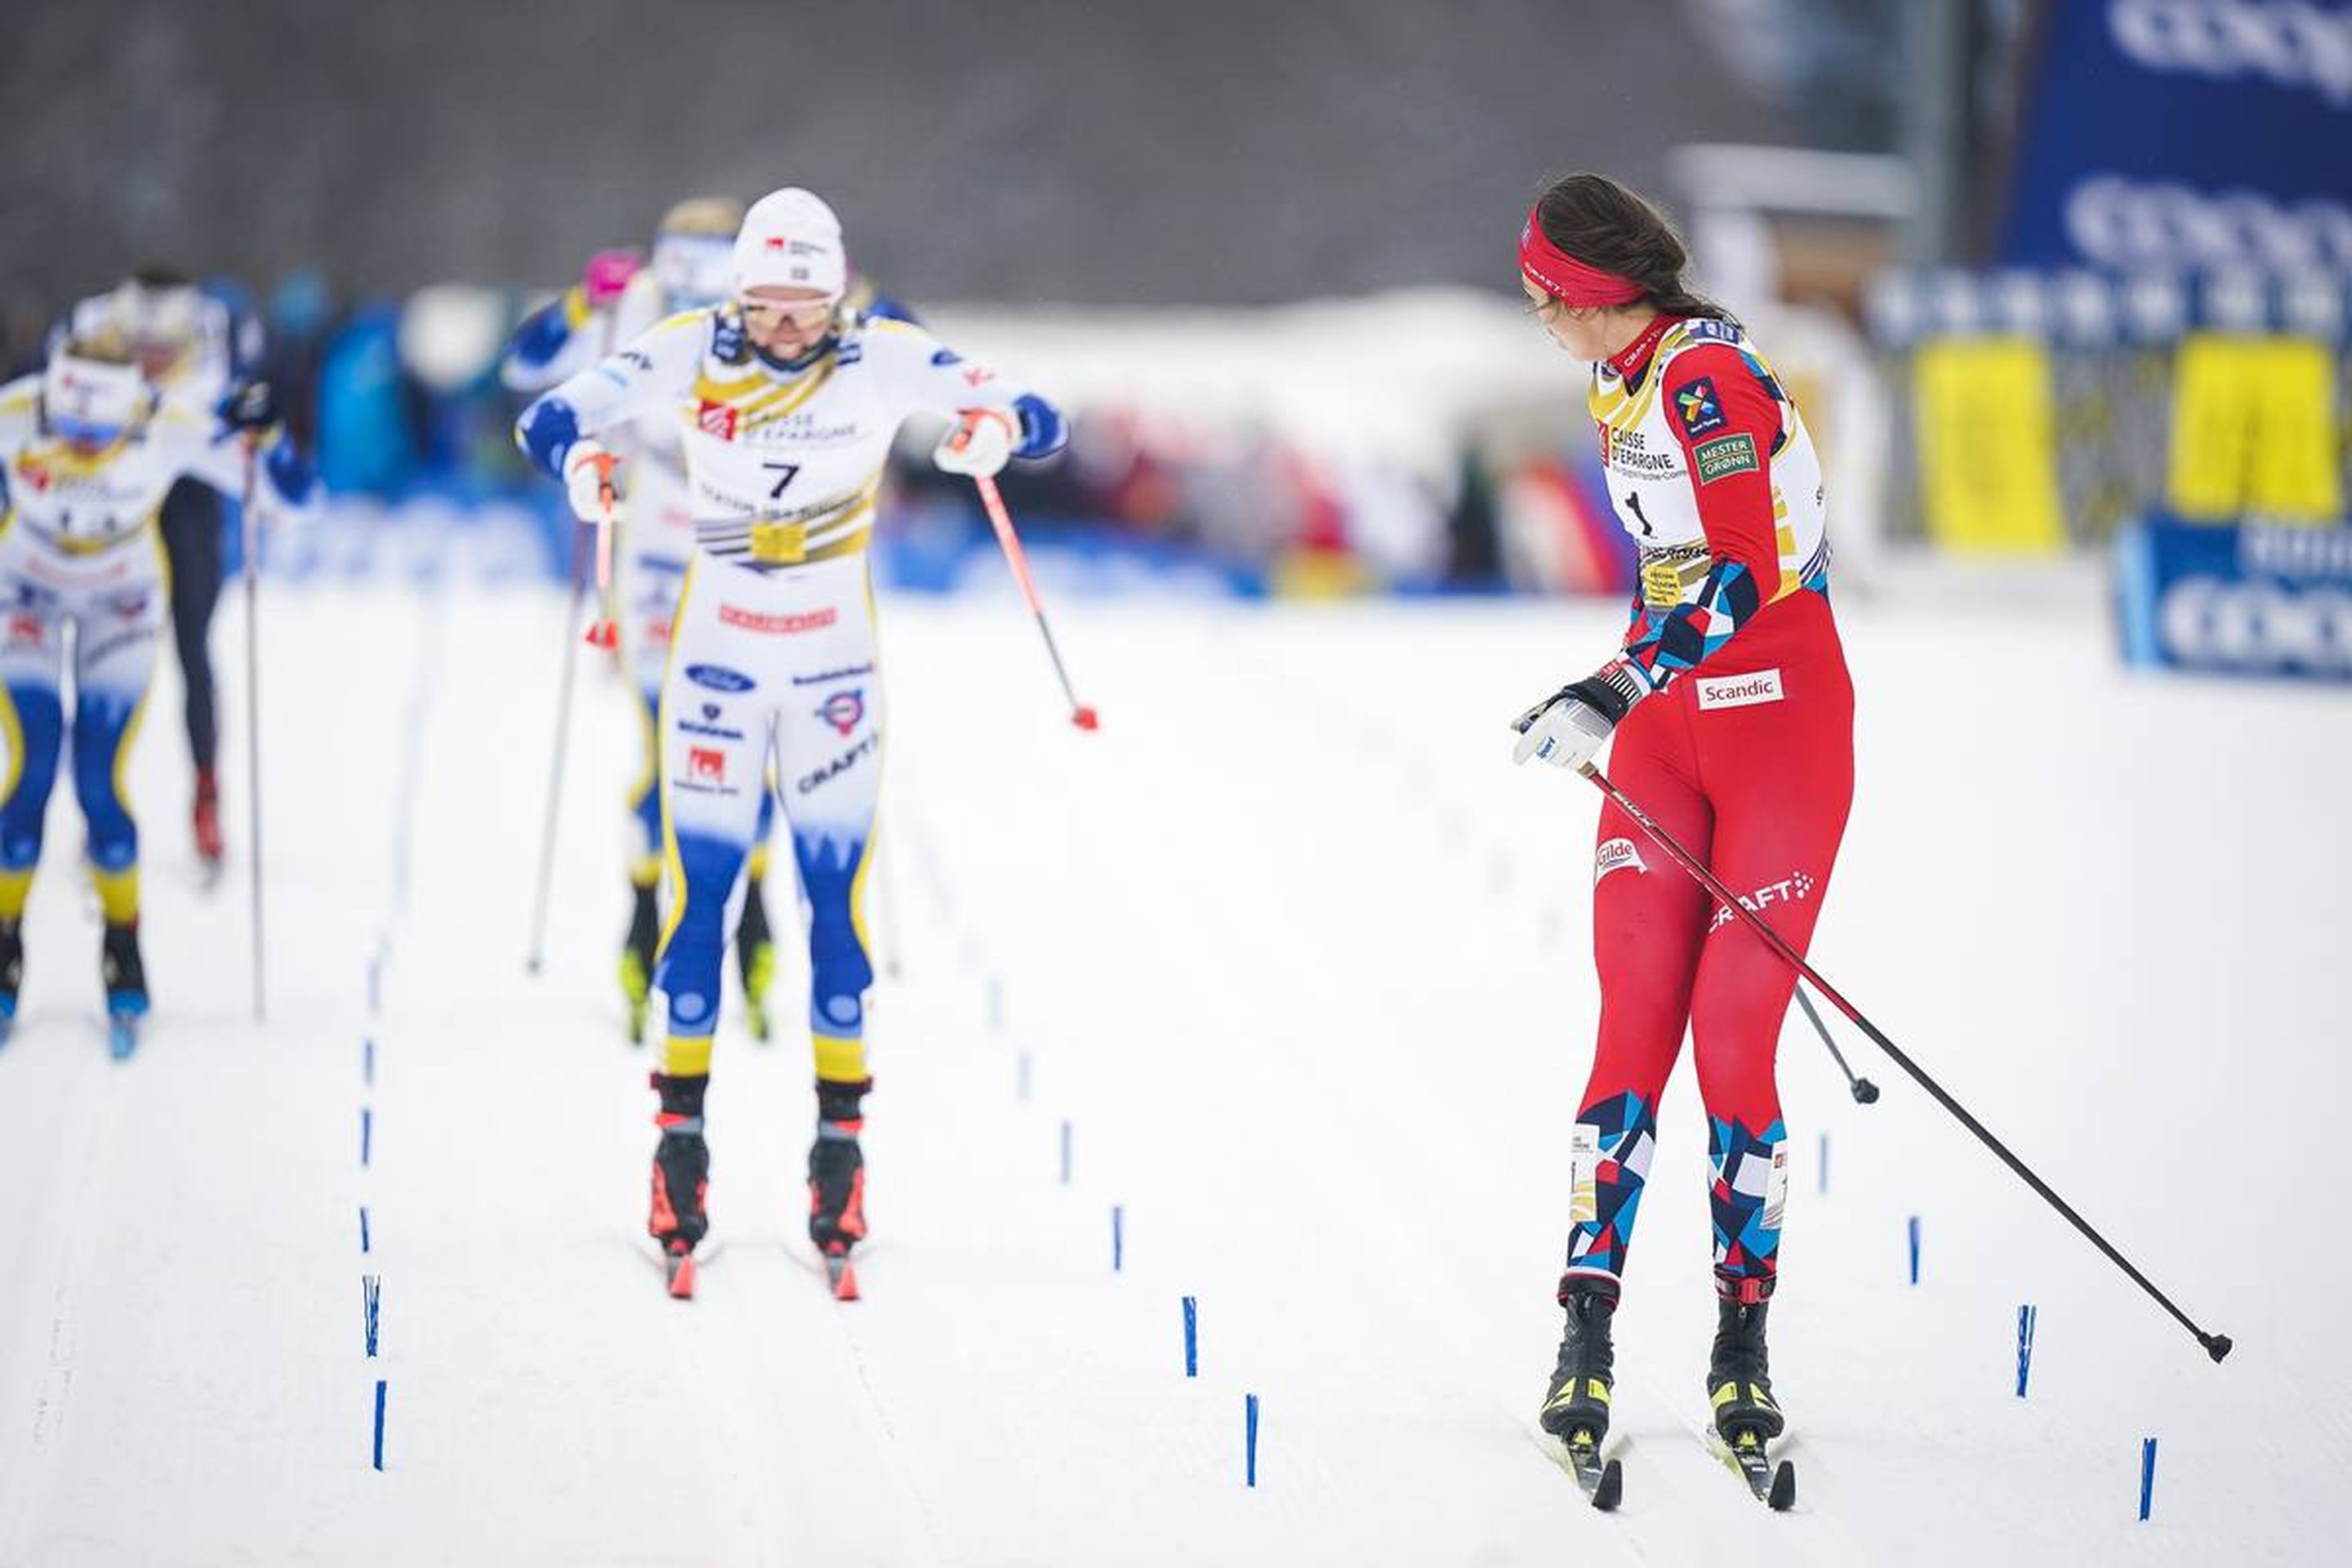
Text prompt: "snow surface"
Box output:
[[0, 564, 2345, 1566]]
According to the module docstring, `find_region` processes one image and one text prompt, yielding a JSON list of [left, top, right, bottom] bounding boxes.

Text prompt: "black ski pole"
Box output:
[[1794, 986, 1878, 1103], [1578, 761, 2233, 1363], [240, 448, 265, 1022]]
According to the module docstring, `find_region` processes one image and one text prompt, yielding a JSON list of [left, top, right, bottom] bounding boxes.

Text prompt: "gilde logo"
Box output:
[[688, 747, 727, 783]]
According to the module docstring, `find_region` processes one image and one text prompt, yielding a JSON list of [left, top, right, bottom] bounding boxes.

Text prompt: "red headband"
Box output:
[[1518, 207, 1646, 308]]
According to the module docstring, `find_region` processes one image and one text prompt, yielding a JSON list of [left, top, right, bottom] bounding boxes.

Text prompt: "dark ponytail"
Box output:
[[1532, 172, 1735, 326]]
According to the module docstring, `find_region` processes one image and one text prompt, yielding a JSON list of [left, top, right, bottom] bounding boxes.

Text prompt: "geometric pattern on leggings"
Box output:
[[1563, 1089, 1658, 1283], [1708, 1115, 1788, 1300]]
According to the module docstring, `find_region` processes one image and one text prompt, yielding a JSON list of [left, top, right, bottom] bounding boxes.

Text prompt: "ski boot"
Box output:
[[618, 883, 657, 1045], [808, 1076, 871, 1299], [101, 920, 147, 1060], [192, 768, 225, 879], [648, 1072, 710, 1298], [0, 918, 21, 1045], [1539, 1276, 1619, 1445], [737, 875, 775, 1043], [1708, 1295, 1785, 1443]]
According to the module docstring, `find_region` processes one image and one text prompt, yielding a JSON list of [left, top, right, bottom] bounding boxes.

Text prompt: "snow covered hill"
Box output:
[[0, 571, 2341, 1566]]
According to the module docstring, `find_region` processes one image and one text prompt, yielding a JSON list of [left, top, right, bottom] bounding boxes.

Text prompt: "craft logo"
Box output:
[[1709, 870, 1817, 933], [685, 663, 756, 693], [697, 399, 739, 441], [688, 747, 727, 784], [816, 688, 866, 737], [1675, 377, 1726, 438], [719, 604, 838, 635], [1595, 836, 1647, 885], [19, 462, 51, 492], [1693, 433, 1758, 484], [1695, 668, 1784, 710], [797, 733, 879, 795]]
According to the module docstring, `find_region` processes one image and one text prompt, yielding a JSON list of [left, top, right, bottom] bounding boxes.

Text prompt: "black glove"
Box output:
[[217, 380, 281, 433]]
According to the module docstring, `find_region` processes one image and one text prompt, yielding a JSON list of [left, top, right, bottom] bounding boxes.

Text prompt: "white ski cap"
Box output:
[[731, 187, 847, 304], [43, 347, 147, 443]]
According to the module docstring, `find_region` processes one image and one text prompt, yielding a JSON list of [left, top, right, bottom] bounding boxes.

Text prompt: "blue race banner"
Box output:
[[2004, 0, 2352, 270], [2116, 515, 2352, 679]]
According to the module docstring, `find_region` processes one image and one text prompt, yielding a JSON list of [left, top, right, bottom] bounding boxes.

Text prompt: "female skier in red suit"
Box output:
[[1508, 173, 1855, 1454]]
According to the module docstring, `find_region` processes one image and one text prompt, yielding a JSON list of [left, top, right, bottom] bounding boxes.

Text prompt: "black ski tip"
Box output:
[[2206, 1333, 2234, 1363], [1768, 1459, 1796, 1512], [1852, 1078, 1880, 1104], [1594, 1459, 1624, 1512]]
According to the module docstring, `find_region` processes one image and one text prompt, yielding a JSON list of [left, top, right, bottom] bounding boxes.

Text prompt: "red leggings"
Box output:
[[1563, 591, 1854, 1301]]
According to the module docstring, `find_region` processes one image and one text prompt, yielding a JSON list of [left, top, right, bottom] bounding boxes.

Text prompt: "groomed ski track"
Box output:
[[0, 563, 2341, 1566]]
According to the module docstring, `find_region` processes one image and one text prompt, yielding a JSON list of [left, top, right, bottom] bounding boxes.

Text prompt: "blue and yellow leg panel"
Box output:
[[796, 826, 874, 1084]]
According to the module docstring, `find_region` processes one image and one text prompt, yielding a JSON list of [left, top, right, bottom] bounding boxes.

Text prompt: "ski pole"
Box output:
[[240, 445, 265, 1022], [525, 523, 590, 974], [973, 474, 1098, 731], [1576, 761, 2234, 1364], [1794, 986, 1878, 1103]]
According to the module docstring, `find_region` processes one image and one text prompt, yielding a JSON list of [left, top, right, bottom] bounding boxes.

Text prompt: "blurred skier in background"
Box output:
[[505, 198, 919, 1044], [0, 335, 314, 1052], [514, 186, 1065, 1300], [52, 269, 268, 880], [1508, 174, 1854, 1459]]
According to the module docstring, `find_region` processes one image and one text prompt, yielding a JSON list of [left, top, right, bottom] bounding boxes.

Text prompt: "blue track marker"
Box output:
[[1112, 1205, 1125, 1272], [1245, 1393, 1259, 1487], [1183, 1296, 1198, 1378], [363, 1037, 375, 1085], [1818, 1131, 1829, 1196], [2139, 1437, 2157, 1520], [363, 1274, 381, 1356], [362, 1107, 373, 1168], [372, 1379, 387, 1471], [368, 956, 381, 1018], [2016, 1304, 2038, 1396], [1058, 1120, 1071, 1186], [359, 1206, 371, 1254], [1907, 1215, 1921, 1285]]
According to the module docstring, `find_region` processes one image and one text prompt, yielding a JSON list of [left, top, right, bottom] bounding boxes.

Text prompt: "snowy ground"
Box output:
[[0, 564, 2345, 1566]]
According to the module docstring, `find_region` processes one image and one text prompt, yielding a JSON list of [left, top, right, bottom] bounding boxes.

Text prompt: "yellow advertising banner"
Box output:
[[2167, 336, 2343, 522], [1913, 337, 2068, 554]]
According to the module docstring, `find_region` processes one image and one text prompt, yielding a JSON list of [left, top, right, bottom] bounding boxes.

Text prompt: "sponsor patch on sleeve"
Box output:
[[1673, 376, 1727, 438], [1595, 835, 1647, 885], [1692, 432, 1758, 484]]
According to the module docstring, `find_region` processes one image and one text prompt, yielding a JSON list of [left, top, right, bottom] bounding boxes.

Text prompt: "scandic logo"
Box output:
[[1695, 668, 1784, 710], [719, 604, 838, 635]]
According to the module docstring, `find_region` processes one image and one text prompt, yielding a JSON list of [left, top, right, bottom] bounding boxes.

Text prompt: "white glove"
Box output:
[[932, 408, 1016, 478], [564, 440, 621, 523], [1511, 659, 1650, 771]]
